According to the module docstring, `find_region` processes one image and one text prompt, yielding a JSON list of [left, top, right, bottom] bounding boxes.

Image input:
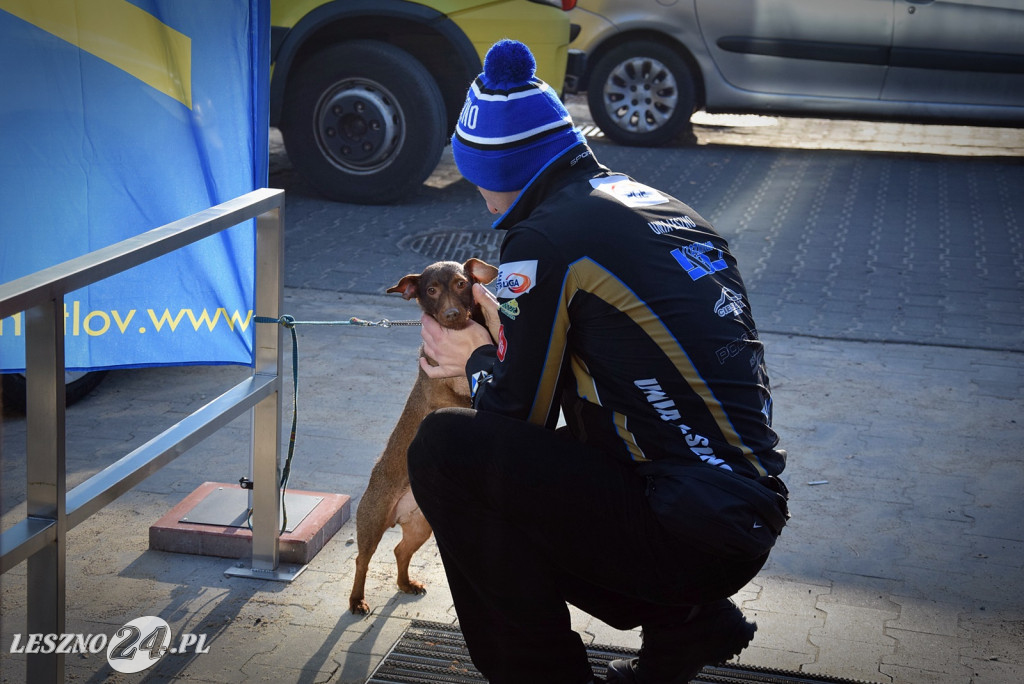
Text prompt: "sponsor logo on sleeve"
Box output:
[[590, 175, 668, 207], [498, 299, 520, 320], [496, 325, 507, 361], [496, 260, 537, 298], [470, 370, 492, 397]]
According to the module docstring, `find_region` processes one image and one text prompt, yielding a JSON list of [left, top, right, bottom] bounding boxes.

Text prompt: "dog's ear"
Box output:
[[464, 258, 499, 285], [386, 274, 420, 300]]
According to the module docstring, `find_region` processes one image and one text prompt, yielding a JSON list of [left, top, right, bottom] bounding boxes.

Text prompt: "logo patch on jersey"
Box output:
[[714, 287, 746, 317], [590, 175, 668, 207], [496, 325, 508, 361], [670, 241, 728, 281], [634, 378, 729, 468], [496, 260, 537, 297], [499, 299, 520, 320]]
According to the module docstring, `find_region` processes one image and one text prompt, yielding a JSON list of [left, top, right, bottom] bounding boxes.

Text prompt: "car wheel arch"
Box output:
[[278, 39, 448, 203], [270, 0, 480, 131], [580, 31, 706, 110]]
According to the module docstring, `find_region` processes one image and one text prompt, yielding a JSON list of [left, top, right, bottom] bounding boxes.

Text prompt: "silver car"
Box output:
[[565, 0, 1024, 146]]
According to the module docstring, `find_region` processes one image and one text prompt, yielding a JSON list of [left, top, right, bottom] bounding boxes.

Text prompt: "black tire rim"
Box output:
[[601, 56, 680, 135], [314, 78, 404, 175]]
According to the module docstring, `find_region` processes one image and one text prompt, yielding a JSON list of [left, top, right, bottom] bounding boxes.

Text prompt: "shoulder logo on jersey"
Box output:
[[496, 260, 537, 298], [590, 175, 668, 207], [670, 241, 728, 281], [648, 214, 697, 235]]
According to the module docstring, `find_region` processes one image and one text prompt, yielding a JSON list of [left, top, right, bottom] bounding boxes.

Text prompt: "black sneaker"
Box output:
[[605, 599, 756, 684]]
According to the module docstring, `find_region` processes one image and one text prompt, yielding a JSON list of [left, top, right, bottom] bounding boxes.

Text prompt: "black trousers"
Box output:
[[407, 408, 767, 684]]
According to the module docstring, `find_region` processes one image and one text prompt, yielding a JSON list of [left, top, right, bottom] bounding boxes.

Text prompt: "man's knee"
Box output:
[[407, 407, 475, 489]]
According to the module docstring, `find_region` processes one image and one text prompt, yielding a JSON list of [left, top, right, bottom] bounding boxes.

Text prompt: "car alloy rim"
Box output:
[[314, 78, 403, 174], [601, 56, 679, 134]]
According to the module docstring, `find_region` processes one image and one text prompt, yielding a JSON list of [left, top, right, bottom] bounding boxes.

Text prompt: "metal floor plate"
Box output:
[[180, 486, 321, 533], [367, 620, 871, 684]]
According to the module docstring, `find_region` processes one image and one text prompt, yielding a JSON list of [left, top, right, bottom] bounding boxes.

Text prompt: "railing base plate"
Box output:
[[224, 562, 307, 583]]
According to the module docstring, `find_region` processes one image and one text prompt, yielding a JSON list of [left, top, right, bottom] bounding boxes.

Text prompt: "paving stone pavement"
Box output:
[[277, 104, 1024, 353], [2, 111, 1023, 683]]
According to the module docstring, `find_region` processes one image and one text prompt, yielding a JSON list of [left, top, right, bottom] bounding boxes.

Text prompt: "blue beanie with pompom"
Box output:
[[451, 40, 586, 192]]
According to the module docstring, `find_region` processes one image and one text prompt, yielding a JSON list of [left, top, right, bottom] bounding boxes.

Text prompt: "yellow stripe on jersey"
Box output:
[[552, 257, 765, 474]]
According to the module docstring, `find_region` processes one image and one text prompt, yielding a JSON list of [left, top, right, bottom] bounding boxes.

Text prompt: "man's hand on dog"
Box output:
[[472, 283, 502, 342], [420, 284, 499, 378]]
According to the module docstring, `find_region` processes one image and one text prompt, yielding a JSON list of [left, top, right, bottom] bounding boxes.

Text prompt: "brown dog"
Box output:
[[348, 257, 498, 615]]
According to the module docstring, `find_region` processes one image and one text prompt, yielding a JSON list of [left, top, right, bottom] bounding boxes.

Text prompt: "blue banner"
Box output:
[[0, 0, 269, 371]]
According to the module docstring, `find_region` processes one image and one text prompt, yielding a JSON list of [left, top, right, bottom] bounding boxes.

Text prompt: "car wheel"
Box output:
[[1, 370, 108, 414], [587, 41, 696, 147], [280, 40, 447, 204]]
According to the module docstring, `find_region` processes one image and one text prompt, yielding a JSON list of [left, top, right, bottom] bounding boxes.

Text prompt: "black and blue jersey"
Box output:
[[466, 143, 785, 479]]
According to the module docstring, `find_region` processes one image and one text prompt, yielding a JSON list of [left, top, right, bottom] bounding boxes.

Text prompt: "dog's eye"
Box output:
[[426, 287, 438, 296], [456, 280, 468, 289]]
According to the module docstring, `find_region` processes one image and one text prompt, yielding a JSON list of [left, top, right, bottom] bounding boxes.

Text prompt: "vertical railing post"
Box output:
[[251, 206, 283, 573], [25, 299, 67, 683], [222, 198, 304, 582]]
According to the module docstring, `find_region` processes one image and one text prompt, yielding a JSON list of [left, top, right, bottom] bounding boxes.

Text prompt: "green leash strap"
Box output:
[[249, 314, 422, 533]]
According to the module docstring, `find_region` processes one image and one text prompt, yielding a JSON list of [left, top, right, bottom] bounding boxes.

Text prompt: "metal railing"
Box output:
[[0, 188, 288, 682]]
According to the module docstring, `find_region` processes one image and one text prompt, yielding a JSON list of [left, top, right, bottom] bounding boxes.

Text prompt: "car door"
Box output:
[[695, 0, 895, 100], [884, 0, 1024, 108]]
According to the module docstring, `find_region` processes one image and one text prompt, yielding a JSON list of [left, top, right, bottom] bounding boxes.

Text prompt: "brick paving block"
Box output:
[[883, 627, 974, 677], [817, 551, 909, 584], [816, 580, 903, 611], [962, 537, 1024, 569], [375, 578, 455, 623], [960, 657, 1024, 684], [735, 644, 817, 674], [812, 602, 899, 646], [743, 576, 829, 617], [887, 596, 963, 638], [880, 663, 971, 684], [236, 663, 345, 684], [148, 481, 350, 566], [570, 606, 642, 650], [244, 618, 412, 682], [805, 634, 892, 683], [963, 505, 1024, 541], [742, 611, 821, 656], [958, 609, 1024, 662], [329, 653, 383, 684], [907, 538, 978, 572]]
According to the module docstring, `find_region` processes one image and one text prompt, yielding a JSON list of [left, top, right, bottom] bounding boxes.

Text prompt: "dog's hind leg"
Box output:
[[394, 502, 433, 596]]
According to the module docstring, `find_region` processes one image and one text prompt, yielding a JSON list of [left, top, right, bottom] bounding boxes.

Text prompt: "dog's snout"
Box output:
[[441, 307, 462, 324]]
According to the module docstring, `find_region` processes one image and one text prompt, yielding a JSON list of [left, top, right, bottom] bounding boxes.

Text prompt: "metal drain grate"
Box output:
[[397, 231, 504, 264], [367, 620, 872, 684]]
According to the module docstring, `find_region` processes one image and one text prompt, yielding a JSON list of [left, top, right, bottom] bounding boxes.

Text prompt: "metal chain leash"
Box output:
[[257, 315, 422, 328]]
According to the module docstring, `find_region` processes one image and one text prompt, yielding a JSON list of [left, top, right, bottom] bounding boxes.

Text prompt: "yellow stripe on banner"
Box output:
[[1, 0, 192, 109]]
